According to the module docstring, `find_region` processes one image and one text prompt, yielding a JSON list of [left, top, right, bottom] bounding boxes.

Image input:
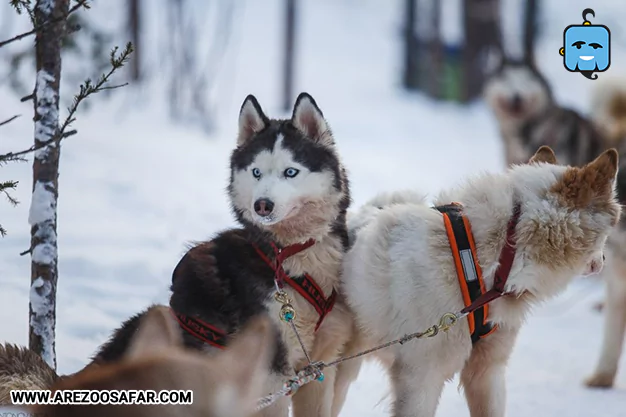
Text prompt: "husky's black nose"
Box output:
[[254, 198, 275, 217], [510, 94, 522, 111]]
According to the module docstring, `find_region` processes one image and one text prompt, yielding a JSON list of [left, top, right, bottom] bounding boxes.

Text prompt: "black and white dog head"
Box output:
[[484, 56, 554, 130], [228, 93, 350, 243]]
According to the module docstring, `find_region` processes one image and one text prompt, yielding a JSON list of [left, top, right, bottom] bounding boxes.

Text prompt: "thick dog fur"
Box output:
[[585, 75, 626, 388], [89, 93, 353, 417], [0, 344, 57, 404], [333, 147, 621, 417], [485, 58, 626, 389], [483, 56, 604, 167], [8, 306, 274, 417]]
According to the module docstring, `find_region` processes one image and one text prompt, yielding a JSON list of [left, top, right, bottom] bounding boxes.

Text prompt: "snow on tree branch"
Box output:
[[0, 42, 133, 163]]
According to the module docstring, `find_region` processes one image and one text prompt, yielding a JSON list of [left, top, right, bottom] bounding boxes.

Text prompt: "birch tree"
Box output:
[[0, 0, 132, 370], [28, 0, 70, 370]]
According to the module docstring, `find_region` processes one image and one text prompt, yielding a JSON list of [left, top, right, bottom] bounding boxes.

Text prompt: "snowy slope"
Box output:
[[1, 0, 625, 416]]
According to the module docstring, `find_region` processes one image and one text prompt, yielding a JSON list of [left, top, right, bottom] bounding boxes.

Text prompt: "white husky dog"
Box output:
[[334, 146, 621, 417]]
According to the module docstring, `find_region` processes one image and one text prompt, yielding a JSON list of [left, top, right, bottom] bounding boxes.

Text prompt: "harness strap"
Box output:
[[171, 309, 227, 349], [435, 203, 495, 343], [253, 241, 337, 331], [460, 204, 521, 315]]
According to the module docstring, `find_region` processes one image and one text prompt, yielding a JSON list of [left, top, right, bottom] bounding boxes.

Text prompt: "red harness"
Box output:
[[459, 204, 522, 317], [171, 238, 336, 349], [252, 239, 337, 331], [171, 309, 227, 349]]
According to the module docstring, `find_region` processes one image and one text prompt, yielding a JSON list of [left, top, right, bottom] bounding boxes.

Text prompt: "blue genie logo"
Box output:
[[559, 8, 611, 80]]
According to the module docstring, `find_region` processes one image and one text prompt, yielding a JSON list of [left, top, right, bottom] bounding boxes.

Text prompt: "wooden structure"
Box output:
[[403, 0, 539, 103]]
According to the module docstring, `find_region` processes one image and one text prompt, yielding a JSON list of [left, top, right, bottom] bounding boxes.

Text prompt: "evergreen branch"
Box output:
[[0, 42, 134, 161], [1, 0, 90, 49], [0, 154, 27, 165], [0, 115, 20, 127], [0, 180, 19, 237], [1, 181, 19, 206], [10, 0, 35, 25]]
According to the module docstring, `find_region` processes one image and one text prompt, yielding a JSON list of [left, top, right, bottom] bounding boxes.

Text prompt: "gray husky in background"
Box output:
[[485, 56, 626, 389], [585, 75, 626, 389], [483, 56, 604, 167]]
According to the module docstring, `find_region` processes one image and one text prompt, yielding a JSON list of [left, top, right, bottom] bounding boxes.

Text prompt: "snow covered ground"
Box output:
[[1, 0, 625, 415]]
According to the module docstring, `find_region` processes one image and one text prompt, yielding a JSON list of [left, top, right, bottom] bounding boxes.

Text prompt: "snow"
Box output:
[[29, 277, 55, 369], [1, 0, 625, 416], [34, 69, 59, 159], [37, 0, 55, 17], [28, 180, 58, 266]]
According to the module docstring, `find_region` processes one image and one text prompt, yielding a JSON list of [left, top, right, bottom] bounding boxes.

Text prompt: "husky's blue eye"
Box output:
[[284, 168, 300, 178], [252, 168, 262, 179]]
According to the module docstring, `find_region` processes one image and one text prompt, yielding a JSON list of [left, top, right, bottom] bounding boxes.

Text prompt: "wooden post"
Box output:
[[128, 0, 141, 81], [29, 0, 70, 371], [462, 0, 501, 102], [402, 0, 418, 90], [523, 0, 538, 62], [427, 1, 441, 98], [282, 0, 297, 112]]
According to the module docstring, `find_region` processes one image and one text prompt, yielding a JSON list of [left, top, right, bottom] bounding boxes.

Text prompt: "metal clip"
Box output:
[[274, 290, 291, 305], [438, 312, 458, 332]]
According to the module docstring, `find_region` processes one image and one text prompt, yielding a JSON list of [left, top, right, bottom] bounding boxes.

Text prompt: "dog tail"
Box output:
[[590, 76, 626, 147], [0, 344, 58, 405]]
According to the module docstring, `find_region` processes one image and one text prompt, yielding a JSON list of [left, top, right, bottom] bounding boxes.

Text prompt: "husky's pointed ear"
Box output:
[[125, 306, 182, 360], [585, 148, 619, 181], [292, 93, 334, 147], [552, 149, 619, 209], [211, 316, 274, 416], [528, 146, 557, 165], [238, 95, 269, 146]]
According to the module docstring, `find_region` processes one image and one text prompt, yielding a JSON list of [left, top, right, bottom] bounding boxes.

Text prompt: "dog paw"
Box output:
[[584, 373, 615, 388]]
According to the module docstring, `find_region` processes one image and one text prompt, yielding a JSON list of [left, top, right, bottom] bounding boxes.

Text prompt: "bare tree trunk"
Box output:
[[402, 0, 417, 90], [523, 0, 538, 62], [29, 0, 69, 371], [427, 1, 441, 98], [128, 0, 141, 81], [282, 0, 296, 112], [462, 0, 500, 102]]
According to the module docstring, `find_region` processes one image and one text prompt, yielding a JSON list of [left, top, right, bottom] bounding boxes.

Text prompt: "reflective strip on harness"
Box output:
[[435, 203, 497, 344]]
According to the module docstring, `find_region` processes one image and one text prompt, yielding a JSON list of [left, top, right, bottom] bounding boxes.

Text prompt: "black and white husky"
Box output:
[[483, 56, 604, 167], [0, 94, 354, 417]]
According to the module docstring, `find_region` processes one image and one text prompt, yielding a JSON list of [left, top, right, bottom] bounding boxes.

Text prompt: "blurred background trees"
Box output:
[[402, 0, 541, 102], [0, 0, 543, 129]]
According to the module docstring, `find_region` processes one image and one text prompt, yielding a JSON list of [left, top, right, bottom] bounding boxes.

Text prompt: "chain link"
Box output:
[[254, 311, 464, 411]]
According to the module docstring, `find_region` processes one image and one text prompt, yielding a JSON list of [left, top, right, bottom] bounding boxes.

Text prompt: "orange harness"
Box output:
[[435, 203, 498, 344]]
